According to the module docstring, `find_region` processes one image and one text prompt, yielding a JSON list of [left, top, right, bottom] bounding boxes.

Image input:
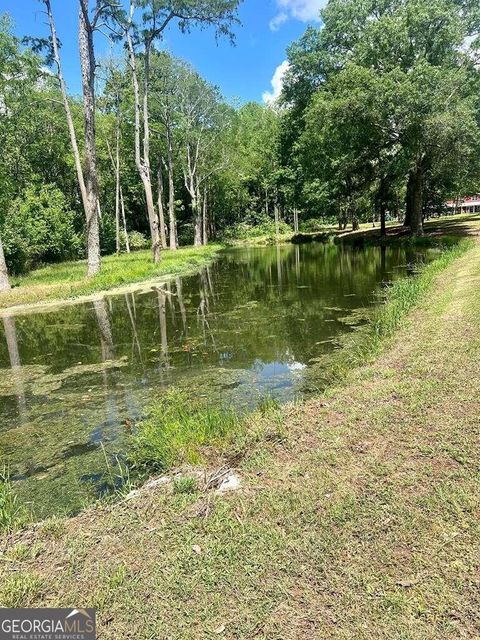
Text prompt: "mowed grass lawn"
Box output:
[[1, 227, 479, 637], [0, 244, 221, 311]]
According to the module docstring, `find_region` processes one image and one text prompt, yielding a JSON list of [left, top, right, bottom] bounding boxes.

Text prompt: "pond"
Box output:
[[0, 242, 434, 517]]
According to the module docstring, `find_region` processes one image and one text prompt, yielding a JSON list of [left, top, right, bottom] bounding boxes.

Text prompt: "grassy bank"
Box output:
[[1, 229, 479, 637], [0, 244, 221, 312], [224, 213, 480, 247]]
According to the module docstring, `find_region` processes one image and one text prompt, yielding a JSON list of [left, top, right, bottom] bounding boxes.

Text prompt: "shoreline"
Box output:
[[0, 245, 222, 316], [1, 232, 479, 636], [1, 214, 478, 316]]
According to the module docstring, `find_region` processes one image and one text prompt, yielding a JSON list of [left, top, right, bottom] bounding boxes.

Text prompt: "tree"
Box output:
[[78, 0, 105, 275], [42, 0, 88, 239], [0, 15, 42, 289], [101, 57, 131, 253], [283, 0, 480, 235], [117, 0, 240, 261], [176, 65, 226, 246]]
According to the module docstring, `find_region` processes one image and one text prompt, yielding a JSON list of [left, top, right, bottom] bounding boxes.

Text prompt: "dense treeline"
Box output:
[[0, 0, 480, 288], [281, 0, 480, 234]]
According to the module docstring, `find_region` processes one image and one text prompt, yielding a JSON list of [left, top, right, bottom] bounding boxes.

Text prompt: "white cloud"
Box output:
[[269, 12, 288, 31], [262, 60, 290, 105], [269, 0, 326, 31]]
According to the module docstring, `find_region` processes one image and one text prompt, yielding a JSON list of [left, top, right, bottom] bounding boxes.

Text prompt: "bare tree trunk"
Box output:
[[125, 13, 161, 263], [44, 0, 88, 221], [115, 127, 121, 254], [141, 41, 161, 262], [120, 187, 130, 252], [79, 0, 101, 276], [192, 182, 202, 247], [0, 236, 10, 292], [157, 162, 167, 249], [293, 208, 299, 233], [107, 135, 129, 254], [167, 128, 177, 250]]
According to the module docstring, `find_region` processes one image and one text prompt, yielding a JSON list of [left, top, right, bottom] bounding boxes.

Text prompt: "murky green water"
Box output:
[[0, 243, 433, 517]]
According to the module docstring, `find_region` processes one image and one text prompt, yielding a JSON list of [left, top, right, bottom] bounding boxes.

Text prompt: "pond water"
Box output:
[[0, 243, 433, 517]]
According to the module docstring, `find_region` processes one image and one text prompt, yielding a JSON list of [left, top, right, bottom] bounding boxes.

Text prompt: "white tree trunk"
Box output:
[[202, 187, 208, 246], [79, 0, 101, 276], [157, 162, 167, 249], [193, 182, 202, 247], [115, 126, 121, 253], [125, 13, 161, 263], [45, 0, 88, 218], [0, 235, 10, 292], [167, 128, 177, 250]]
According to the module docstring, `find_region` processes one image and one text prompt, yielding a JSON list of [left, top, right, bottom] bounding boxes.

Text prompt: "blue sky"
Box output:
[[0, 0, 325, 104]]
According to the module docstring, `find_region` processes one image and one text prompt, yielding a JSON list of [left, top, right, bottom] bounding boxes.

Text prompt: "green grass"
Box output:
[[0, 574, 43, 607], [1, 221, 480, 638], [310, 238, 475, 387], [129, 389, 244, 476], [173, 477, 199, 495], [1, 244, 222, 311]]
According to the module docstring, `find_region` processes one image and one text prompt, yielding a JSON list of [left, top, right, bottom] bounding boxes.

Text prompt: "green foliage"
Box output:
[[129, 389, 242, 475], [123, 231, 150, 252], [283, 0, 480, 228], [222, 218, 292, 242], [2, 184, 82, 274]]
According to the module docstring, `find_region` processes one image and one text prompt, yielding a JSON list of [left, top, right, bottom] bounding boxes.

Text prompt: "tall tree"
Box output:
[[42, 0, 88, 232], [118, 0, 240, 261], [283, 0, 480, 235], [78, 0, 103, 275]]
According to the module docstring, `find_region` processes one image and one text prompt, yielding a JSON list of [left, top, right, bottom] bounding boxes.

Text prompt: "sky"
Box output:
[[0, 0, 326, 104]]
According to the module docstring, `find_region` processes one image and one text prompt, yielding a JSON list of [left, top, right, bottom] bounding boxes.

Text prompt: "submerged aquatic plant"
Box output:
[[100, 444, 134, 499], [0, 466, 24, 532]]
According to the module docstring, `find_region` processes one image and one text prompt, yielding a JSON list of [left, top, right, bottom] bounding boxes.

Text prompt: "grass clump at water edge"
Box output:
[[0, 465, 26, 532], [372, 239, 473, 343], [128, 389, 245, 477]]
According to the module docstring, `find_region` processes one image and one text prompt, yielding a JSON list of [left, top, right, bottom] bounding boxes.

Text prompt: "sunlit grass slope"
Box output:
[[0, 244, 221, 311]]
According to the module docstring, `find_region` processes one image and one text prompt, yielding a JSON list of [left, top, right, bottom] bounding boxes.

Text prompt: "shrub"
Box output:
[[222, 219, 292, 242], [123, 230, 150, 252], [2, 184, 82, 274]]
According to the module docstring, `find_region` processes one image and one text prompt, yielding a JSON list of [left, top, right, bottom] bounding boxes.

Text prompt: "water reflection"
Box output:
[[0, 242, 433, 516]]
